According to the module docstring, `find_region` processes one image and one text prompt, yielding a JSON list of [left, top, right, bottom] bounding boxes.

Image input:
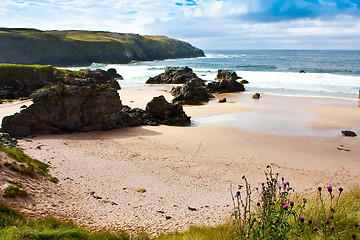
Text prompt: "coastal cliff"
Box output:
[[0, 28, 204, 66]]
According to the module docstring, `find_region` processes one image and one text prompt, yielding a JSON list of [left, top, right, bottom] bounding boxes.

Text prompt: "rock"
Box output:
[[252, 93, 261, 99], [341, 130, 357, 137], [207, 79, 245, 93], [0, 65, 122, 99], [146, 66, 198, 84], [218, 98, 226, 103], [171, 78, 213, 105], [240, 79, 249, 84], [215, 69, 241, 81], [1, 83, 129, 137], [299, 70, 306, 73], [145, 95, 191, 126]]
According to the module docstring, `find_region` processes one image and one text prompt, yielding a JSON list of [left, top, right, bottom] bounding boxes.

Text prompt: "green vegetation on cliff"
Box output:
[[0, 28, 204, 66]]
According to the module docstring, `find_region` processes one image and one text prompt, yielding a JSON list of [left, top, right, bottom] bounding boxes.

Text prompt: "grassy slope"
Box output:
[[0, 28, 204, 66]]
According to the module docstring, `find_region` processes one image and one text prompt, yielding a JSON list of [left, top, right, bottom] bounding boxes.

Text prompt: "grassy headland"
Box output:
[[0, 28, 204, 66]]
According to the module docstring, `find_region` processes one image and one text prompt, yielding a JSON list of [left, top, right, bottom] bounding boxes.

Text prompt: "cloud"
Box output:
[[0, 0, 359, 49]]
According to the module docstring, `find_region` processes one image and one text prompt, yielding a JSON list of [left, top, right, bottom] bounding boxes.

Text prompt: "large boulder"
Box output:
[[1, 83, 129, 137], [215, 69, 241, 81], [206, 69, 245, 93], [145, 95, 191, 126], [171, 78, 213, 105], [0, 65, 122, 99], [146, 66, 198, 84]]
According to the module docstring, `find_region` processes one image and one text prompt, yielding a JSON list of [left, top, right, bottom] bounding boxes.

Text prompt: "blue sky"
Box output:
[[1, 0, 360, 49]]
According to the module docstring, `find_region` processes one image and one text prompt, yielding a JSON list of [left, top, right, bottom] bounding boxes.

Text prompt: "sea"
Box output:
[[65, 50, 360, 100]]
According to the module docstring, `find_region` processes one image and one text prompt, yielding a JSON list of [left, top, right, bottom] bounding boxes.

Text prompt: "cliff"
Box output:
[[0, 28, 204, 66]]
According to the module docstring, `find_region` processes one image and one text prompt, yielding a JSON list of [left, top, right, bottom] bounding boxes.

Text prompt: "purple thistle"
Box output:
[[279, 186, 282, 189], [283, 204, 288, 210], [289, 201, 294, 207], [313, 226, 318, 232], [282, 202, 287, 205], [299, 217, 305, 223], [263, 190, 267, 195], [329, 215, 334, 219], [327, 186, 333, 193], [330, 226, 334, 231]]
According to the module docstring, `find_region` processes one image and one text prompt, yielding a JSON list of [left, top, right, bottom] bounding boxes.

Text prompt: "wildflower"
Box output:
[[339, 187, 343, 192], [236, 191, 240, 196], [281, 177, 284, 181], [329, 215, 334, 219], [308, 220, 313, 224], [355, 223, 359, 228], [318, 187, 322, 192], [289, 201, 294, 207], [351, 234, 356, 239], [257, 202, 261, 207], [313, 227, 318, 232], [299, 217, 305, 223], [282, 202, 287, 205], [330, 226, 334, 231], [327, 186, 333, 193], [263, 190, 268, 195], [283, 204, 288, 210], [278, 186, 282, 189]]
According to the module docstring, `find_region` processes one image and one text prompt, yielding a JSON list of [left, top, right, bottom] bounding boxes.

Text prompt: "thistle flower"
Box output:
[[330, 226, 334, 231], [308, 220, 313, 224], [282, 202, 287, 205], [299, 216, 305, 223], [339, 187, 343, 192], [318, 187, 322, 192], [289, 201, 294, 207], [351, 234, 356, 239], [327, 186, 333, 193], [263, 190, 268, 195], [313, 227, 318, 232], [278, 186, 282, 189], [283, 204, 288, 210], [236, 191, 240, 196], [329, 215, 334, 219]]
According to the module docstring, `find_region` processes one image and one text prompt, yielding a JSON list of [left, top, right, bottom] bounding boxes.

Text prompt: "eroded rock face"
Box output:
[[171, 78, 213, 105], [146, 66, 198, 84], [1, 83, 128, 137], [1, 85, 191, 137], [145, 95, 191, 126], [215, 69, 241, 81], [0, 66, 122, 99]]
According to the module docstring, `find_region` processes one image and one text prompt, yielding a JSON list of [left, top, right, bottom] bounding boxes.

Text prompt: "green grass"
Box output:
[[3, 185, 27, 198], [0, 145, 58, 183]]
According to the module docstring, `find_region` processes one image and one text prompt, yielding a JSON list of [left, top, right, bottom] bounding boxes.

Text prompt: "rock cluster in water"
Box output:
[[147, 67, 246, 105], [1, 83, 190, 137]]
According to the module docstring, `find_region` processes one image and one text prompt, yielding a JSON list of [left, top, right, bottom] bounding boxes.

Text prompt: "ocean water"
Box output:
[[65, 50, 360, 100]]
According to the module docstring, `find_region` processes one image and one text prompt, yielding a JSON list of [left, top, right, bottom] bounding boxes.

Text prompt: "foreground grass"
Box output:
[[1, 186, 359, 239]]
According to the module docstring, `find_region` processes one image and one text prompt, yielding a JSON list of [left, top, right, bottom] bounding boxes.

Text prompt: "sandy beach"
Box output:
[[1, 86, 360, 236]]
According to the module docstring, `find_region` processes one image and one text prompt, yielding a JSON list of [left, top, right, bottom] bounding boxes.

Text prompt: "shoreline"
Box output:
[[1, 86, 360, 236]]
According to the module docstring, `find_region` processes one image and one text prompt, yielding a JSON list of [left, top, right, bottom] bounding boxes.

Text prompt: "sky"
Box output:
[[1, 0, 360, 50]]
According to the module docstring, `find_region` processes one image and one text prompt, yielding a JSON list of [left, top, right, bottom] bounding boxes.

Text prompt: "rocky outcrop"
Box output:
[[1, 84, 190, 137], [207, 69, 245, 93], [215, 69, 241, 81], [0, 65, 121, 99], [145, 95, 191, 126], [0, 28, 204, 66], [252, 93, 261, 99], [146, 67, 198, 84], [171, 78, 213, 105]]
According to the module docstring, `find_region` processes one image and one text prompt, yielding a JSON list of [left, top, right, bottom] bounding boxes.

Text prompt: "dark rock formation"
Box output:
[[218, 98, 226, 103], [0, 65, 121, 99], [171, 78, 213, 105], [145, 95, 191, 126], [341, 130, 357, 137], [0, 28, 204, 66], [1, 84, 191, 137], [215, 69, 241, 81], [1, 83, 127, 137], [252, 93, 261, 99], [206, 69, 245, 93], [207, 79, 245, 93], [146, 66, 198, 84], [299, 70, 306, 73]]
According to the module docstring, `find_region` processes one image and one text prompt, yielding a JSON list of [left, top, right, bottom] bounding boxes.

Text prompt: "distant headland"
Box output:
[[0, 28, 205, 66]]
